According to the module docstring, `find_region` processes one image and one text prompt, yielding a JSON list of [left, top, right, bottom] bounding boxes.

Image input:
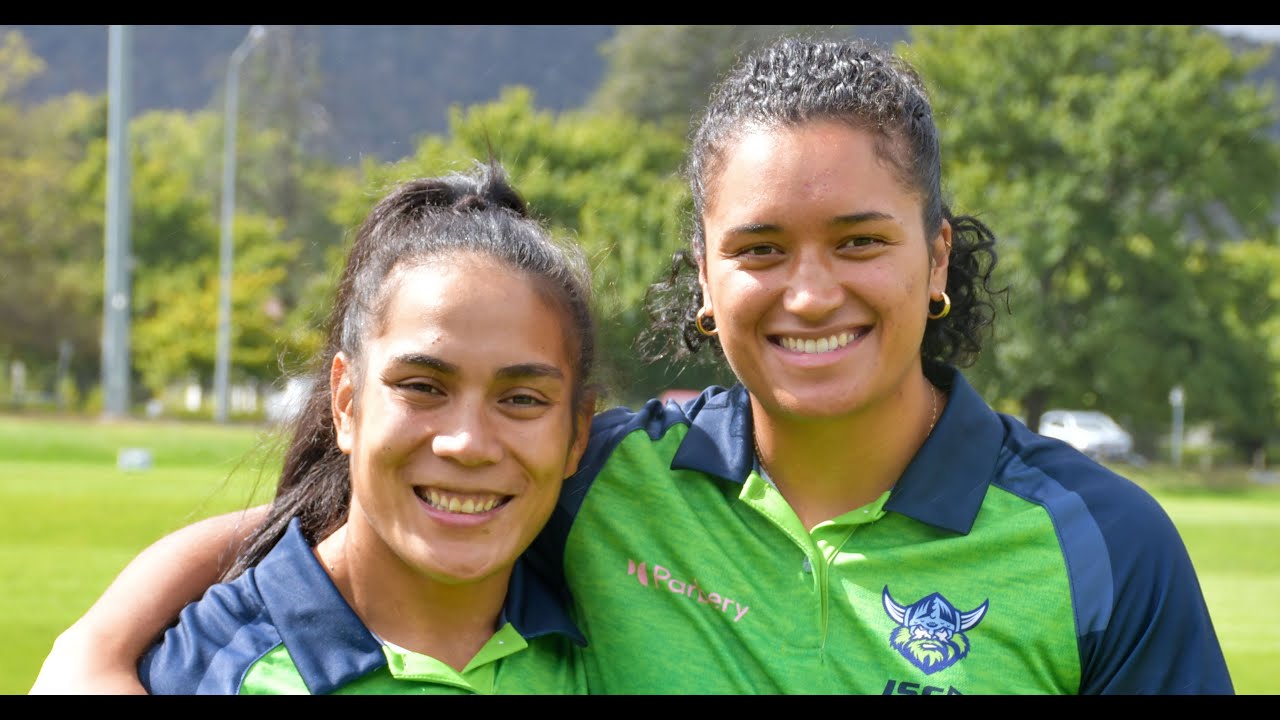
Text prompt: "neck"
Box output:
[[751, 374, 942, 530], [315, 522, 508, 672]]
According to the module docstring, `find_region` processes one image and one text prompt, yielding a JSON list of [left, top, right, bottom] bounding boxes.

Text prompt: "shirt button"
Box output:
[[802, 557, 812, 574]]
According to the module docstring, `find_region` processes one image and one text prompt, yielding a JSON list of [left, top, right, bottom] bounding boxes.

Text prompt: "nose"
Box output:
[[783, 247, 843, 320], [431, 402, 503, 466]]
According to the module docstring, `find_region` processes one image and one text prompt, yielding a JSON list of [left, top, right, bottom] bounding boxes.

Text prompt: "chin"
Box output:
[[769, 388, 862, 419], [431, 546, 519, 584], [421, 560, 505, 586]]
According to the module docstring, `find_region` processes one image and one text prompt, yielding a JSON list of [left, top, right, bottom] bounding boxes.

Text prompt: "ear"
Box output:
[[563, 395, 597, 478], [697, 259, 712, 312], [930, 219, 952, 295], [331, 352, 356, 456]]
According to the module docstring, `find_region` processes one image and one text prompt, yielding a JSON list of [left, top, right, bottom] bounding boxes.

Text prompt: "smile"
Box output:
[[415, 488, 509, 515], [777, 330, 862, 354]]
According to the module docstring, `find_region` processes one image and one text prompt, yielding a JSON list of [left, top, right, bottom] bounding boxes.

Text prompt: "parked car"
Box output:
[[1037, 409, 1134, 461]]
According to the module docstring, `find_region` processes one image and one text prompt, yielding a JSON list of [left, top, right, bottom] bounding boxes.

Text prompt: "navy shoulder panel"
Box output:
[[139, 568, 279, 694], [994, 419, 1231, 694]]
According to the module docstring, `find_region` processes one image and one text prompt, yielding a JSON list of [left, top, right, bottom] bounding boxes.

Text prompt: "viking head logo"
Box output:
[[882, 586, 989, 675]]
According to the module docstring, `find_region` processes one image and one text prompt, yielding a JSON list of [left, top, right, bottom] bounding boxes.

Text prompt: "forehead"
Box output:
[[372, 255, 573, 375], [705, 120, 918, 224]]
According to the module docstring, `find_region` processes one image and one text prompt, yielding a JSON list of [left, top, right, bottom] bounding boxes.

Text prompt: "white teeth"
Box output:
[[423, 489, 502, 515], [782, 332, 854, 354]]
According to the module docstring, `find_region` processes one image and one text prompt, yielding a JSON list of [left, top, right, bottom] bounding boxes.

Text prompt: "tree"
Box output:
[[908, 25, 1280, 456], [1195, 240, 1280, 458], [326, 87, 704, 405], [123, 108, 316, 400], [0, 31, 105, 405], [233, 26, 352, 325]]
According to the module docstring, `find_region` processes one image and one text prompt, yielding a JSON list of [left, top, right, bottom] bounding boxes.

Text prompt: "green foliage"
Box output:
[[909, 25, 1280, 452], [5, 23, 1280, 435], [0, 30, 44, 101], [131, 212, 300, 396], [0, 83, 108, 403], [337, 88, 695, 405], [1200, 240, 1280, 453]]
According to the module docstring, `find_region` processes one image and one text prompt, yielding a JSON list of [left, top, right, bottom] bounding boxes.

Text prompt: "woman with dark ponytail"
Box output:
[[122, 161, 595, 694]]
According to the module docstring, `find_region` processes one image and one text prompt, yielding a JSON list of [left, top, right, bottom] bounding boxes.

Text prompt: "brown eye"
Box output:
[[505, 393, 545, 407], [842, 235, 881, 248], [740, 244, 779, 257]]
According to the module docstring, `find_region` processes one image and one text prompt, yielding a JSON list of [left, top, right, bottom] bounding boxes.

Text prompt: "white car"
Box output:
[[1037, 409, 1134, 461]]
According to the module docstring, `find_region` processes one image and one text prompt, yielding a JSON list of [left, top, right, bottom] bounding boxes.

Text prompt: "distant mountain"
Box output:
[[5, 25, 1275, 163], [5, 25, 622, 163]]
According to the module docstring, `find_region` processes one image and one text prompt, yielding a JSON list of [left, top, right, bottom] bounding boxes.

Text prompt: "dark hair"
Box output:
[[641, 36, 1005, 368], [225, 160, 597, 579]]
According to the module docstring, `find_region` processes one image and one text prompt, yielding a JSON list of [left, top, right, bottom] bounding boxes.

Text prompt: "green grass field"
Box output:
[[2, 413, 1277, 695]]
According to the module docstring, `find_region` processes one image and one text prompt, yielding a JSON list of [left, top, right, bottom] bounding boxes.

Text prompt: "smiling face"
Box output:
[[331, 253, 589, 585], [698, 120, 950, 421]]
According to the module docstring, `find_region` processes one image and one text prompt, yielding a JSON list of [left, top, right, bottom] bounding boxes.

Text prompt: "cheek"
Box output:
[[709, 270, 767, 321], [876, 260, 929, 305]]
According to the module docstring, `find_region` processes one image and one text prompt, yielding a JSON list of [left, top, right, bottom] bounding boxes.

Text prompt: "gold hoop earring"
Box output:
[[695, 306, 718, 337], [928, 291, 951, 320]]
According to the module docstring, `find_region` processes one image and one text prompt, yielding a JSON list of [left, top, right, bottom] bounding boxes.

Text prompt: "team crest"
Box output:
[[882, 586, 989, 675]]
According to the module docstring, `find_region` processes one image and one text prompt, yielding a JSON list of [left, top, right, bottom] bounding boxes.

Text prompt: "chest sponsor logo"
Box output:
[[626, 559, 751, 622], [882, 586, 988, 676]]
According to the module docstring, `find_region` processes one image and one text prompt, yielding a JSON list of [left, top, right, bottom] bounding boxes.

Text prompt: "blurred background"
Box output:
[[1, 25, 1278, 694]]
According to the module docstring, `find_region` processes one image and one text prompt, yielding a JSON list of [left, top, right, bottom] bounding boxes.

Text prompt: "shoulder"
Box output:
[[138, 567, 278, 694], [578, 386, 733, 476], [540, 385, 743, 543], [996, 417, 1178, 545], [589, 386, 729, 442], [982, 414, 1231, 693]]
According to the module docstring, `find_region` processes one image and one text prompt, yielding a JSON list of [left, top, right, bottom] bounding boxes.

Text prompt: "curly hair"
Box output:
[[640, 36, 1006, 369]]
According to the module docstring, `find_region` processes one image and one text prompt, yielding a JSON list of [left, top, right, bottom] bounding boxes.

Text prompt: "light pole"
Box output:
[[102, 25, 133, 420], [214, 25, 267, 424]]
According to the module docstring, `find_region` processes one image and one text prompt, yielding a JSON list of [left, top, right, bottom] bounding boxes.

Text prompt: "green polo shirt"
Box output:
[[534, 364, 1232, 694], [138, 518, 586, 694]]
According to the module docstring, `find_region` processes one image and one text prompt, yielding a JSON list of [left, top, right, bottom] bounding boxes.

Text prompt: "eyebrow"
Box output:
[[728, 210, 897, 236], [391, 353, 565, 381]]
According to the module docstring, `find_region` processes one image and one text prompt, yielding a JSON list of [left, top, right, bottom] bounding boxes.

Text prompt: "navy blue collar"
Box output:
[[253, 517, 585, 694], [668, 364, 1002, 535]]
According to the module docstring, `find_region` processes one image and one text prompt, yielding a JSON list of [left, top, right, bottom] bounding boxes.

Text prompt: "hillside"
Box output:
[[2, 25, 913, 163], [4, 25, 1275, 164], [5, 25, 620, 163]]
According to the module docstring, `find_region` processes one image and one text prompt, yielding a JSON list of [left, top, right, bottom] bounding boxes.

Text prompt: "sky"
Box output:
[[1208, 25, 1280, 43]]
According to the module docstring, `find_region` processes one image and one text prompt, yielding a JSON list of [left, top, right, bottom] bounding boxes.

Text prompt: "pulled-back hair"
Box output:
[[225, 160, 597, 579], [641, 36, 1005, 368]]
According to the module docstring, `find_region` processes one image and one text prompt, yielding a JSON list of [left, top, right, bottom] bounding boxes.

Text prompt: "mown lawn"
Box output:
[[2, 414, 1276, 694], [0, 414, 278, 694]]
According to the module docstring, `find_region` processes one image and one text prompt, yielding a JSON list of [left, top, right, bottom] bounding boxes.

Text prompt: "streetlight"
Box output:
[[214, 25, 267, 424]]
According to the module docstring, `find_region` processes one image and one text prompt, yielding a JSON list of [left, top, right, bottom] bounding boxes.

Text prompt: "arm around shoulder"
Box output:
[[28, 505, 268, 694]]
